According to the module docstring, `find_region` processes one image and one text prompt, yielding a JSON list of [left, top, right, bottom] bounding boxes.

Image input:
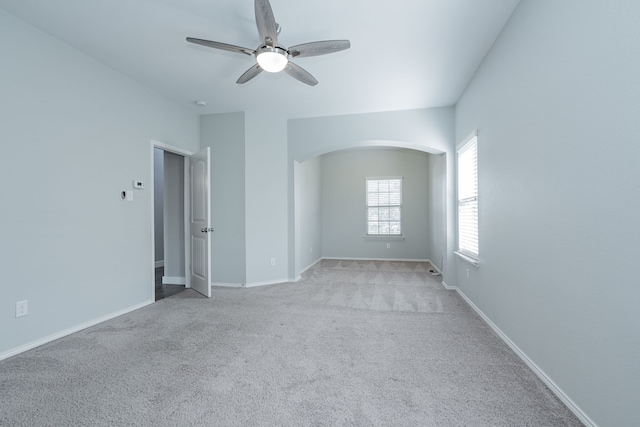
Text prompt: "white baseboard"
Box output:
[[244, 278, 291, 288], [425, 259, 443, 274], [424, 259, 445, 281], [440, 280, 455, 290], [0, 300, 154, 362], [322, 257, 429, 262], [154, 260, 164, 268], [162, 276, 186, 285], [301, 258, 322, 275], [211, 282, 243, 288], [451, 286, 596, 427]]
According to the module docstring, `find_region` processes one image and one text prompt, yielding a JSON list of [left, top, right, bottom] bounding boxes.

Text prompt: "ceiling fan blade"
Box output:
[[236, 63, 263, 84], [186, 37, 254, 55], [288, 40, 351, 58], [255, 0, 278, 46], [284, 62, 318, 86]]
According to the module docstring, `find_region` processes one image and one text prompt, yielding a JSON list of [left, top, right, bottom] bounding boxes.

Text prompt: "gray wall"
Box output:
[[163, 151, 185, 279], [153, 148, 164, 264], [454, 0, 640, 425], [199, 111, 290, 286], [0, 9, 199, 356], [245, 112, 289, 285], [200, 113, 246, 285], [296, 157, 323, 272], [321, 148, 430, 260]]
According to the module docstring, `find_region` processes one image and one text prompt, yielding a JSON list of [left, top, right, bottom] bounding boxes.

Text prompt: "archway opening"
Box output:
[[291, 141, 447, 281]]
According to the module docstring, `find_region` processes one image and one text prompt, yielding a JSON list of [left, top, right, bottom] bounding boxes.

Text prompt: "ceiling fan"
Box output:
[[187, 0, 350, 86]]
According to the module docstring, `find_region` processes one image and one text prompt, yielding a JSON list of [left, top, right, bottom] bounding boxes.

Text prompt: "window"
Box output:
[[457, 136, 478, 261], [366, 177, 402, 237]]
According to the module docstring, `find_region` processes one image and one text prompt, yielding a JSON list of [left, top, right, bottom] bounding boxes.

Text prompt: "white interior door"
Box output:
[[189, 147, 212, 297]]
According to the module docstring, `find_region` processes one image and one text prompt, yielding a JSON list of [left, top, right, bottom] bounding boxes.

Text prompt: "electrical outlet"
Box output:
[[466, 269, 470, 280], [386, 243, 391, 249], [270, 257, 276, 266], [16, 300, 28, 318], [310, 247, 313, 253]]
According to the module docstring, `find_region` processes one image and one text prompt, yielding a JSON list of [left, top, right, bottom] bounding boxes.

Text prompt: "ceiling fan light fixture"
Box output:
[[186, 0, 350, 85], [256, 46, 288, 72]]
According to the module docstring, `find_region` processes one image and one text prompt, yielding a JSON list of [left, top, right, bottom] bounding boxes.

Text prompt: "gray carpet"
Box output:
[[0, 260, 582, 426]]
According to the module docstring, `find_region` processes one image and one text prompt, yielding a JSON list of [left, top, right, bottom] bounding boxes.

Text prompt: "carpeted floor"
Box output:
[[0, 260, 582, 426]]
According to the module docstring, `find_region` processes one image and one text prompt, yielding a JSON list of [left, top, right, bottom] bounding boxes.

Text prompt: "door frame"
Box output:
[[150, 139, 194, 300]]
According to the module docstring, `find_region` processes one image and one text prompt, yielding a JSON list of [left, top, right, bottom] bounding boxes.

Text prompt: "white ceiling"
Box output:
[[0, 0, 520, 119]]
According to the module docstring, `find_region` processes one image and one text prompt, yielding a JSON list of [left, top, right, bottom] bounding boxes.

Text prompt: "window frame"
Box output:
[[455, 135, 479, 265], [364, 176, 404, 239]]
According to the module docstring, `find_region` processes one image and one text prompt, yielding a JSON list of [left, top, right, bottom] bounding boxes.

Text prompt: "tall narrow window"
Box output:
[[366, 177, 402, 236], [457, 137, 478, 260]]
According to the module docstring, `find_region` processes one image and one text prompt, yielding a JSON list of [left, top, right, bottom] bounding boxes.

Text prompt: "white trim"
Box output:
[[182, 154, 191, 290], [155, 260, 164, 268], [244, 278, 291, 288], [426, 260, 444, 277], [440, 280, 455, 291], [151, 139, 194, 157], [456, 129, 478, 150], [449, 286, 596, 427], [211, 282, 243, 288], [301, 258, 322, 275], [454, 251, 479, 267], [0, 300, 153, 362], [150, 143, 158, 299], [456, 136, 479, 258], [365, 175, 404, 180], [322, 257, 429, 262], [363, 235, 405, 240], [162, 276, 186, 285], [150, 140, 195, 299], [365, 176, 404, 238]]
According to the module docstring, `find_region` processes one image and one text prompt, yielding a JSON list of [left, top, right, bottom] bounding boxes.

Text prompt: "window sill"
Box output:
[[454, 251, 479, 267], [364, 235, 405, 241]]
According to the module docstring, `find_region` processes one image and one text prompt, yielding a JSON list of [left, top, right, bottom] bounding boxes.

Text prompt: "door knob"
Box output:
[[201, 228, 214, 233]]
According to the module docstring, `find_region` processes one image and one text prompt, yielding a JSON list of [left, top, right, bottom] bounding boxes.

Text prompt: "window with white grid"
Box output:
[[366, 177, 402, 236], [457, 137, 478, 259]]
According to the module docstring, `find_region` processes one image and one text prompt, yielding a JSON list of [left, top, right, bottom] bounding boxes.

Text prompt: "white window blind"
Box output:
[[457, 137, 478, 258], [366, 178, 402, 236]]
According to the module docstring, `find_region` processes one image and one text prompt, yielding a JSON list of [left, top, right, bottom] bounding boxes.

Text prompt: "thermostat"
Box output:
[[133, 180, 145, 189]]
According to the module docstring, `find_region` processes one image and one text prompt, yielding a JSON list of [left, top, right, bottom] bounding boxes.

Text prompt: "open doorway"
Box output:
[[153, 147, 187, 300]]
